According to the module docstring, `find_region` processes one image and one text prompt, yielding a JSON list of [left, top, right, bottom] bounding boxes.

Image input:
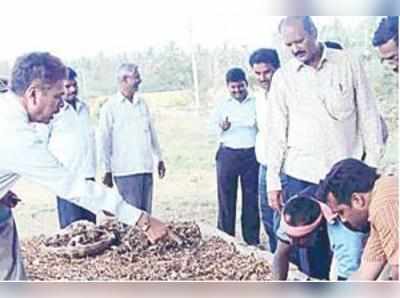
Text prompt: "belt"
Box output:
[[220, 144, 255, 151]]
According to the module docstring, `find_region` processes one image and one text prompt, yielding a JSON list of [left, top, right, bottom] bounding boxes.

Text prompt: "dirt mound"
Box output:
[[21, 219, 271, 281]]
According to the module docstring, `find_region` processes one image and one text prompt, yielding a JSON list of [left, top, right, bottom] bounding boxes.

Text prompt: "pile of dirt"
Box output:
[[21, 219, 272, 281]]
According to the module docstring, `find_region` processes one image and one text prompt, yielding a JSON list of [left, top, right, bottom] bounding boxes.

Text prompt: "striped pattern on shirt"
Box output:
[[362, 176, 399, 265]]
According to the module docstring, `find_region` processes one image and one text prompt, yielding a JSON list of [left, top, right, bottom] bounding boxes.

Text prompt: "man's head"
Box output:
[[63, 67, 79, 103], [117, 63, 142, 98], [317, 158, 380, 232], [10, 52, 66, 124], [279, 16, 320, 66], [282, 195, 323, 247], [249, 48, 280, 91], [225, 67, 248, 102], [372, 16, 399, 73]]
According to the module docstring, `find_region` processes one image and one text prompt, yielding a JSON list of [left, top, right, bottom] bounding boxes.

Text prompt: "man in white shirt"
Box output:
[[98, 63, 166, 214], [36, 67, 97, 228], [249, 48, 280, 252], [265, 16, 383, 279], [211, 68, 259, 245], [0, 52, 171, 280]]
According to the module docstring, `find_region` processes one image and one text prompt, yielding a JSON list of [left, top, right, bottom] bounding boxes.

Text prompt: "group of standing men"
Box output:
[[0, 16, 398, 281], [212, 16, 398, 281], [0, 55, 171, 279]]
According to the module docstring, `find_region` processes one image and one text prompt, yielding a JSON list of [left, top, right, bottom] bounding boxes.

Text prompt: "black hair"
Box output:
[[279, 16, 317, 37], [0, 78, 8, 93], [283, 195, 321, 226], [66, 67, 78, 80], [372, 16, 398, 47], [225, 67, 247, 84], [316, 158, 380, 206], [249, 48, 280, 69], [10, 52, 66, 96], [324, 41, 343, 50]]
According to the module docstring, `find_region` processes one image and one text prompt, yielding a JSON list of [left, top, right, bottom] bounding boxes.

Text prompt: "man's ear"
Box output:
[[24, 84, 38, 106], [351, 193, 368, 209]]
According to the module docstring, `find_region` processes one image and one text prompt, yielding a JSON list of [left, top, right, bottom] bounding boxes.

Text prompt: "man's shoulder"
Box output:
[[216, 96, 237, 109], [77, 99, 90, 110], [326, 47, 358, 67], [272, 59, 298, 80], [369, 176, 399, 221], [100, 94, 120, 110]]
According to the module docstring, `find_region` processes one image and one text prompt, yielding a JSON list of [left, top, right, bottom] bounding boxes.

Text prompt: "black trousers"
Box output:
[[216, 145, 260, 245]]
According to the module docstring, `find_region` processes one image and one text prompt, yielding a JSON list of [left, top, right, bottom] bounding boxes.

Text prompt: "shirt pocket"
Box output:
[[320, 81, 355, 121]]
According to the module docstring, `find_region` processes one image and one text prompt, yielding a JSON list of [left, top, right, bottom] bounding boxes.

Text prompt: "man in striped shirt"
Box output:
[[319, 158, 398, 280]]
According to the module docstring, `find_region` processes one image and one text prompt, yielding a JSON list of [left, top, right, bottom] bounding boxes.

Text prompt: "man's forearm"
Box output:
[[349, 260, 386, 280], [272, 241, 291, 280]]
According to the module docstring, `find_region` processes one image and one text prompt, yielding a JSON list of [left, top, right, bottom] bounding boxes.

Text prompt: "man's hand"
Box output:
[[219, 116, 231, 131], [268, 190, 283, 212], [136, 213, 180, 244], [102, 172, 113, 188], [0, 191, 21, 208], [158, 161, 166, 179]]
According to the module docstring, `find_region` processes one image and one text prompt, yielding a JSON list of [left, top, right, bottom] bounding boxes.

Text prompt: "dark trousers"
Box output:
[[57, 197, 96, 229], [274, 174, 332, 280], [259, 164, 277, 252], [114, 173, 153, 214], [0, 211, 26, 280], [216, 145, 260, 245]]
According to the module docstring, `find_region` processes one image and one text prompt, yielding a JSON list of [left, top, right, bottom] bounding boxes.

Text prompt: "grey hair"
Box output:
[[117, 63, 138, 82], [278, 16, 318, 37]]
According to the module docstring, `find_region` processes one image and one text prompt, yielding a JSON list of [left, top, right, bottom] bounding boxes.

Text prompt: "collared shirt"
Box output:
[[265, 45, 384, 191], [97, 93, 162, 176], [210, 95, 257, 149], [34, 99, 96, 178], [0, 92, 143, 226], [362, 176, 398, 265], [254, 88, 268, 165]]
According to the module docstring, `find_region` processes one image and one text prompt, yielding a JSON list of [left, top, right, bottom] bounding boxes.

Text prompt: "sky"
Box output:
[[0, 0, 388, 63]]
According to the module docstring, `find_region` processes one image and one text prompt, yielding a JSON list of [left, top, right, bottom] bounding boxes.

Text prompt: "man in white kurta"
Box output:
[[0, 52, 170, 280], [98, 63, 165, 214], [35, 67, 97, 228]]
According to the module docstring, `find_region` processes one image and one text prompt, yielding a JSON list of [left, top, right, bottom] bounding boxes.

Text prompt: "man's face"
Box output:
[[227, 80, 248, 101], [123, 69, 142, 93], [378, 38, 398, 73], [326, 192, 369, 232], [63, 79, 78, 103], [251, 63, 276, 91], [27, 80, 64, 124], [281, 20, 319, 65]]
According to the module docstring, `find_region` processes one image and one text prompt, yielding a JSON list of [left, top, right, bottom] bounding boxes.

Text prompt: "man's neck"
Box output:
[[66, 98, 77, 110], [307, 43, 323, 70], [235, 97, 246, 103], [121, 90, 135, 102]]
